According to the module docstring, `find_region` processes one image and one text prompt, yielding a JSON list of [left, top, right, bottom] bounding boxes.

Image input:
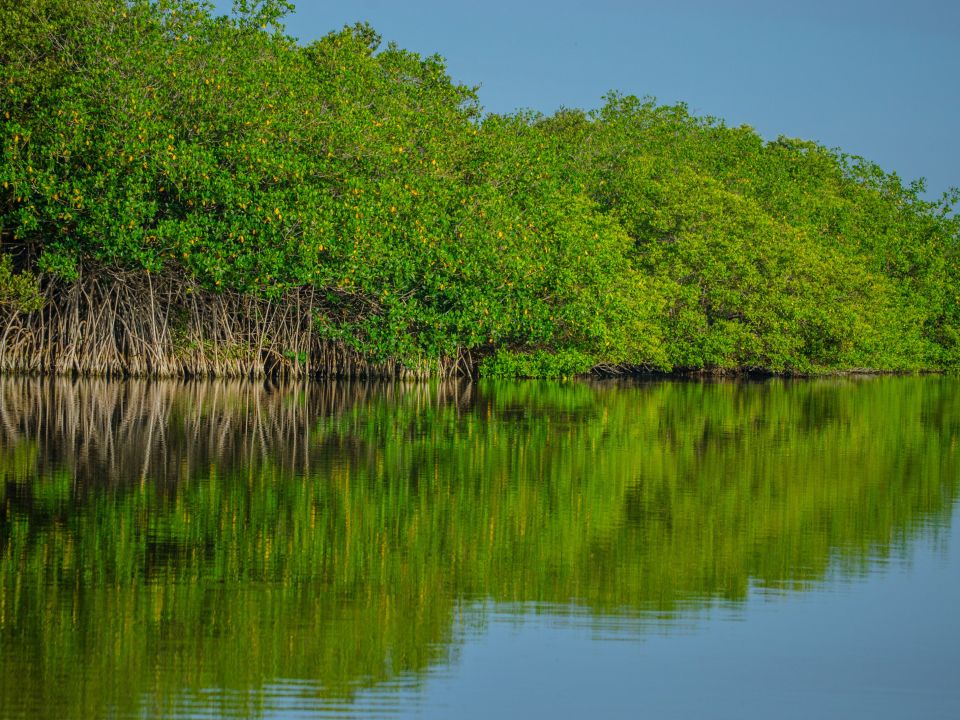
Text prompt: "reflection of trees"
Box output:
[[0, 377, 475, 489], [0, 377, 957, 718]]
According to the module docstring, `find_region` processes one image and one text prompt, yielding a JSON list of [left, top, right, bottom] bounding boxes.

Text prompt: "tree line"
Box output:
[[2, 0, 958, 377]]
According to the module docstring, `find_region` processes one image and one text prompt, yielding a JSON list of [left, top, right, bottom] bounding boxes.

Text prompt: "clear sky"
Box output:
[[212, 0, 959, 199]]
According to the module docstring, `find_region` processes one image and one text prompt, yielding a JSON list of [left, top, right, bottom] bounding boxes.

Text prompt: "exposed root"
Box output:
[[0, 268, 469, 379]]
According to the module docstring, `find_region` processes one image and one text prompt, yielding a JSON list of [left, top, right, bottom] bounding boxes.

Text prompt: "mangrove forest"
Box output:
[[2, 0, 958, 378]]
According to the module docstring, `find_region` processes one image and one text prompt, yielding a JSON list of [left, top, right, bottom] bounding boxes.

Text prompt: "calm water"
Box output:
[[0, 377, 958, 719]]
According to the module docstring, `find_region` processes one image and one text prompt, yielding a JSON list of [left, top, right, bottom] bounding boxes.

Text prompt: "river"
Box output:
[[1, 376, 957, 718]]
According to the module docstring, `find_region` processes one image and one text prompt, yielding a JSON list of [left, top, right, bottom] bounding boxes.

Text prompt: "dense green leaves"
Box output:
[[0, 254, 42, 312], [1, 1, 957, 374]]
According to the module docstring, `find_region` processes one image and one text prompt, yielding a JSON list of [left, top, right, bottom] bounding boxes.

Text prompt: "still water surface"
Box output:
[[0, 377, 958, 718]]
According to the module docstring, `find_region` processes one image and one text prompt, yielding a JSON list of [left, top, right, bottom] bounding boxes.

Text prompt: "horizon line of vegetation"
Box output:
[[1, 0, 958, 379]]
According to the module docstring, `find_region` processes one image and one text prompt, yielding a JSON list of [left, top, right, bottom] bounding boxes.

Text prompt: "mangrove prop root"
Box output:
[[0, 270, 464, 379]]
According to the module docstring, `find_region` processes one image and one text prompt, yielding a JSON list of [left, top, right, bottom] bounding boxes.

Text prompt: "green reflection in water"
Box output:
[[0, 377, 957, 718]]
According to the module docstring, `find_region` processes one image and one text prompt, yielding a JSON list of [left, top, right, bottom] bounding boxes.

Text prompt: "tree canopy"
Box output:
[[2, 0, 958, 376]]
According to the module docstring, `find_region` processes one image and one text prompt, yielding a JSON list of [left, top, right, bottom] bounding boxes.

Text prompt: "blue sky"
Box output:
[[212, 0, 959, 199]]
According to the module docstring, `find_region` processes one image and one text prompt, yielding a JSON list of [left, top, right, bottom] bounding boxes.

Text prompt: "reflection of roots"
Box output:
[[0, 377, 473, 486], [0, 269, 466, 379]]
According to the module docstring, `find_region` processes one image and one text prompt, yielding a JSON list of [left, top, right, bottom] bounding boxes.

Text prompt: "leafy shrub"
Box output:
[[0, 1, 956, 375]]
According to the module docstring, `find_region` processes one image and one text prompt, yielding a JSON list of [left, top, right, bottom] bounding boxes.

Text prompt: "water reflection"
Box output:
[[0, 377, 957, 718]]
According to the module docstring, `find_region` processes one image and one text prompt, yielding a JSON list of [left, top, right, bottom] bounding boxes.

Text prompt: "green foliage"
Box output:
[[480, 348, 594, 378], [0, 1, 957, 374], [537, 94, 959, 371], [0, 254, 43, 312]]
